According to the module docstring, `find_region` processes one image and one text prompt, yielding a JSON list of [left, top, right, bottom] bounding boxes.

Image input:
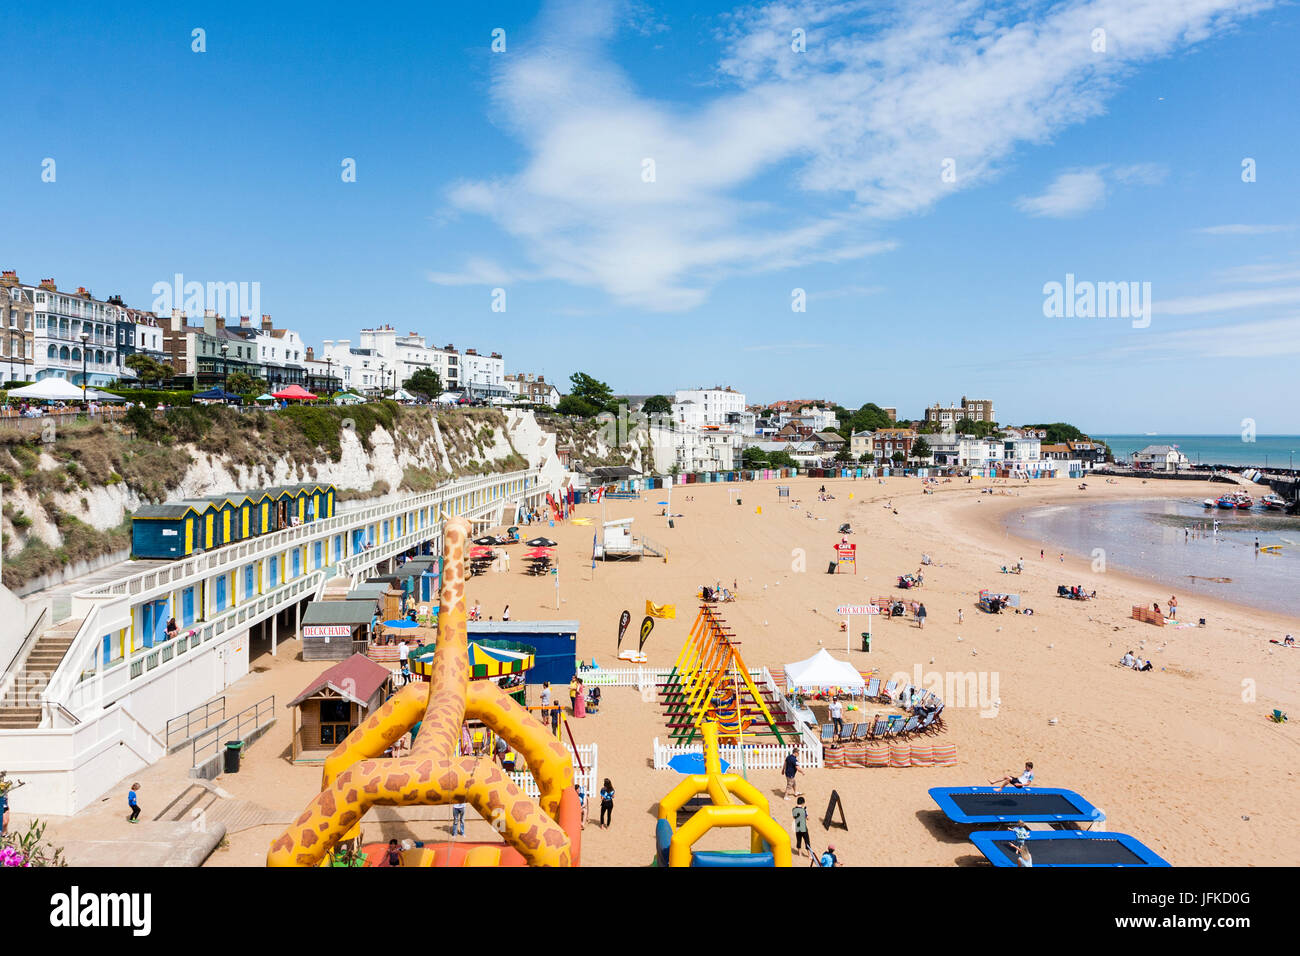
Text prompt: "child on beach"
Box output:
[[989, 761, 1034, 791], [792, 797, 811, 857], [127, 783, 141, 823]]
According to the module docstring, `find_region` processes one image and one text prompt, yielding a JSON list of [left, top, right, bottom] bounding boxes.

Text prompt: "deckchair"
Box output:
[[867, 715, 890, 739], [864, 677, 881, 699], [880, 680, 898, 702], [821, 723, 836, 744]]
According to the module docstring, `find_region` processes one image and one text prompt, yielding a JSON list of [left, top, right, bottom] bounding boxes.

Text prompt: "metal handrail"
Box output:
[[2, 605, 49, 680], [191, 694, 274, 769], [165, 696, 226, 751]]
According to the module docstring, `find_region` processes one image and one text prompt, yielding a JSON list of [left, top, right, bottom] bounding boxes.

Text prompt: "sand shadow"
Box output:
[[914, 808, 981, 845]]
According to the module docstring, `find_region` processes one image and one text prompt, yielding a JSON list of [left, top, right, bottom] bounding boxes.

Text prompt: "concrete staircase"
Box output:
[[0, 619, 82, 729]]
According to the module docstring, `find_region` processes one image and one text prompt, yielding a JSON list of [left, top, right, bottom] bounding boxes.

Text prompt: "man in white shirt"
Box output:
[[1120, 651, 1135, 669], [828, 697, 844, 738]]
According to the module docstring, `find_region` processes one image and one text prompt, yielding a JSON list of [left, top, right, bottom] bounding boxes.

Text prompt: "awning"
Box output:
[[271, 384, 318, 400], [410, 639, 536, 679]]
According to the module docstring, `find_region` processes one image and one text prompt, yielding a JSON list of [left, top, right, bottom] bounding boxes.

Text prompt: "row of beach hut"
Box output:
[[132, 482, 337, 560]]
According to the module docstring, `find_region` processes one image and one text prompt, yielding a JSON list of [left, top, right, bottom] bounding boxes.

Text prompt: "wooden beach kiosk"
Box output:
[[287, 653, 393, 762], [301, 599, 378, 661]]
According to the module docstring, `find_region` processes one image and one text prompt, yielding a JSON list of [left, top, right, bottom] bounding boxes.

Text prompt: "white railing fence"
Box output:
[[652, 737, 823, 771], [507, 743, 598, 802]]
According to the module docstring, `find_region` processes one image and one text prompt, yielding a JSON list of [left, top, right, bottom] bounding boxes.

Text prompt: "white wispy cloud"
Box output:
[[1197, 223, 1296, 235], [1016, 169, 1109, 217], [1156, 286, 1300, 315], [1016, 162, 1168, 217], [434, 0, 1275, 309]]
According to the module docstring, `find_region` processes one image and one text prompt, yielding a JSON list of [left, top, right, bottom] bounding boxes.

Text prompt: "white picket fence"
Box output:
[[652, 737, 823, 770], [508, 743, 598, 801]]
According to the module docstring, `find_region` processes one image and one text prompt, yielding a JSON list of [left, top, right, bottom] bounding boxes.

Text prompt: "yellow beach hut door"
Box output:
[[184, 518, 194, 555], [205, 514, 214, 549], [222, 510, 231, 543]]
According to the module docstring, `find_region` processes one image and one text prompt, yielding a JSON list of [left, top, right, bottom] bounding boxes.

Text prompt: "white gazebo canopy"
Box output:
[[784, 648, 865, 690], [5, 378, 89, 401]]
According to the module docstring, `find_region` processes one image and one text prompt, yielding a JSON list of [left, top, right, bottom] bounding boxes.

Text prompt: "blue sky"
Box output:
[[2, 0, 1299, 432]]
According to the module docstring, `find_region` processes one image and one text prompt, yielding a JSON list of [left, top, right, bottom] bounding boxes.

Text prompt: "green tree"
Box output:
[[859, 452, 875, 464], [556, 394, 599, 417], [641, 394, 673, 415], [226, 370, 264, 395], [891, 451, 905, 464], [833, 446, 854, 463], [1025, 422, 1087, 444], [911, 436, 932, 460], [124, 353, 174, 385], [568, 372, 615, 413], [404, 367, 443, 400], [955, 416, 977, 434]]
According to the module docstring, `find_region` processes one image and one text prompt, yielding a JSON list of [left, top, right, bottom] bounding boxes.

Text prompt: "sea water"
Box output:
[[1098, 435, 1300, 470], [1009, 498, 1300, 618]]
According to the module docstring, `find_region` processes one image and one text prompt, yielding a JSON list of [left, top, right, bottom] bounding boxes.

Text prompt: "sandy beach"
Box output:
[[32, 474, 1297, 867]]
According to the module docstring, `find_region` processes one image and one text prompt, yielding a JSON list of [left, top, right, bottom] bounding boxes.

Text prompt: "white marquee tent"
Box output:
[[5, 378, 90, 401], [783, 648, 866, 690]]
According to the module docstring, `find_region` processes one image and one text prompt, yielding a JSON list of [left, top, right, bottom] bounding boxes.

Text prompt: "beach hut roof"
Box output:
[[301, 600, 380, 626], [288, 653, 391, 709]]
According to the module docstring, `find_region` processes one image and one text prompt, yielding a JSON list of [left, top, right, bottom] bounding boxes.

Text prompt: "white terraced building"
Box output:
[[0, 468, 556, 816]]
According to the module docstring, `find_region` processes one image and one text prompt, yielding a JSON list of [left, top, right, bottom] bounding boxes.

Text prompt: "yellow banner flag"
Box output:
[[645, 600, 676, 620]]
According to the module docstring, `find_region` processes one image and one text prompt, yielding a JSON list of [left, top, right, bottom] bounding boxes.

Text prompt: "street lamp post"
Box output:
[[325, 356, 333, 395], [220, 344, 229, 399], [78, 330, 89, 405], [379, 362, 386, 397]]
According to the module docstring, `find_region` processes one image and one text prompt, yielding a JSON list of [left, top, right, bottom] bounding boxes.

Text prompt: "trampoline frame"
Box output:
[[970, 830, 1170, 868], [928, 786, 1103, 825]]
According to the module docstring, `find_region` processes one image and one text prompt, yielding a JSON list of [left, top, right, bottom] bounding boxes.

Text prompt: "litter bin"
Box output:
[[861, 632, 871, 652], [668, 518, 675, 529], [224, 741, 244, 774], [736, 498, 742, 506]]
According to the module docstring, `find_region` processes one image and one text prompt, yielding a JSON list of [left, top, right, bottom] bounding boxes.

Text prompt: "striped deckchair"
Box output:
[[867, 715, 890, 739], [901, 715, 920, 736], [880, 680, 898, 703], [864, 677, 881, 699], [821, 723, 836, 744]]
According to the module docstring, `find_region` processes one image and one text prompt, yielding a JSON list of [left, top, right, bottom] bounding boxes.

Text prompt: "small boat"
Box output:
[[1216, 496, 1238, 509], [1235, 495, 1253, 509], [1202, 498, 1216, 508], [1261, 494, 1287, 511]]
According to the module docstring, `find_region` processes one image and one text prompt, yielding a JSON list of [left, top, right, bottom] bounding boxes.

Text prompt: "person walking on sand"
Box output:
[[599, 778, 615, 828], [989, 761, 1034, 791], [502, 604, 510, 622], [127, 783, 141, 823], [792, 797, 811, 857], [917, 603, 927, 629], [451, 799, 466, 836], [783, 745, 804, 800], [1168, 596, 1177, 620], [957, 607, 964, 625]]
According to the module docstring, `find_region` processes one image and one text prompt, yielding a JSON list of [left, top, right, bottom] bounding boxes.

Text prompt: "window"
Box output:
[[319, 698, 353, 746]]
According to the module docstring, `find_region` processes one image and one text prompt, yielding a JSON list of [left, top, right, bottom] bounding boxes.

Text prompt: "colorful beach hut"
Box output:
[[132, 499, 217, 559]]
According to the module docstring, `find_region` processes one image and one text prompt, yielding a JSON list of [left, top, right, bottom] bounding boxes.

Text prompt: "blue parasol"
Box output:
[[667, 752, 729, 774], [381, 619, 419, 629]]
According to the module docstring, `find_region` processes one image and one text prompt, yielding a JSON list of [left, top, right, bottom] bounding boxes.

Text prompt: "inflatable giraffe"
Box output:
[[267, 516, 580, 866]]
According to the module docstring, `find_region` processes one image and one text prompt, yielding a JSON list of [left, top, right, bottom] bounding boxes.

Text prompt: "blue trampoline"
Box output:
[[970, 830, 1170, 867], [667, 753, 730, 774], [929, 787, 1103, 826], [382, 619, 419, 629]]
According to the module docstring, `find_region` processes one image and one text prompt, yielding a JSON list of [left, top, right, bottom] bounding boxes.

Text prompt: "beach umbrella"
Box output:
[[6, 378, 89, 401], [525, 537, 558, 548], [668, 752, 729, 775], [469, 546, 494, 558], [472, 536, 499, 546], [254, 393, 276, 402], [381, 619, 419, 630], [657, 501, 669, 505]]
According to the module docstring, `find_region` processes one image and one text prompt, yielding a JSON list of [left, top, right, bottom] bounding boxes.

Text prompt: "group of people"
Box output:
[[1152, 596, 1178, 619], [1119, 650, 1154, 672]]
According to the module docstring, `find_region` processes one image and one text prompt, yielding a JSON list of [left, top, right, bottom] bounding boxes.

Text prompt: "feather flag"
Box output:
[[638, 615, 655, 652], [645, 600, 676, 620], [617, 610, 631, 651]]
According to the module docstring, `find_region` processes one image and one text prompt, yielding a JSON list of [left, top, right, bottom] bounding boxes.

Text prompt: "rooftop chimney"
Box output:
[[40, 278, 57, 291], [261, 314, 273, 330], [170, 308, 185, 331], [240, 315, 251, 327], [0, 270, 16, 287], [77, 286, 91, 298], [216, 316, 226, 331]]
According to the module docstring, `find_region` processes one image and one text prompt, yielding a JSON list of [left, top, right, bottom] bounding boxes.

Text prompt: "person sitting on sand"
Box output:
[[990, 761, 1034, 791], [1120, 650, 1136, 668], [1284, 635, 1296, 647]]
